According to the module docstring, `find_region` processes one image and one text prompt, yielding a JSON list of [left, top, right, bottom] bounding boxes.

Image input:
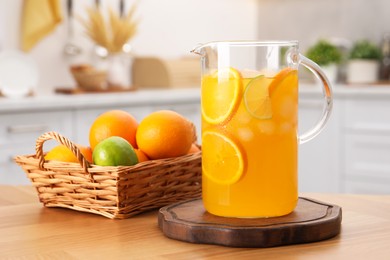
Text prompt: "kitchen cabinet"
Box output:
[[0, 110, 73, 184], [342, 97, 390, 194], [298, 85, 390, 194], [298, 93, 342, 193]]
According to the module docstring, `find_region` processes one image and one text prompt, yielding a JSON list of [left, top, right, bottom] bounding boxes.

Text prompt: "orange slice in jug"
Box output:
[[201, 67, 243, 124], [268, 68, 297, 95], [202, 130, 245, 185]]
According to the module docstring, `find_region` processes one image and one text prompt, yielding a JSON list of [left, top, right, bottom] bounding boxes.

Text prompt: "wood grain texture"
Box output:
[[158, 198, 341, 247], [1, 186, 390, 259]]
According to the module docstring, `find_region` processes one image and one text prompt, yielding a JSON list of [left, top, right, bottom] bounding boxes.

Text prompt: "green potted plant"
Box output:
[[347, 40, 381, 84], [306, 40, 342, 83]]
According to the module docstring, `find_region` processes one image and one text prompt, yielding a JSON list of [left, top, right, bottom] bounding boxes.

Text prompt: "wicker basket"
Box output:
[[14, 132, 202, 219]]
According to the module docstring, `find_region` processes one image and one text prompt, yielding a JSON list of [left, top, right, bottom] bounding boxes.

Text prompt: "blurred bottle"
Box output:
[[379, 33, 390, 81]]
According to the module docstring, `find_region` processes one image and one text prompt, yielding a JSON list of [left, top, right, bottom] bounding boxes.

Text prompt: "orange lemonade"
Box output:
[[201, 67, 299, 217]]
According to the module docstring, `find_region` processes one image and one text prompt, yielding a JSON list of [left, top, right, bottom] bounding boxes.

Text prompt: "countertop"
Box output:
[[0, 88, 201, 113], [1, 186, 390, 259], [1, 84, 390, 113]]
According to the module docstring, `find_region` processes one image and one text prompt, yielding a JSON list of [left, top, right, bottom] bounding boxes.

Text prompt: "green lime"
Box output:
[[92, 136, 138, 166], [243, 75, 273, 120]]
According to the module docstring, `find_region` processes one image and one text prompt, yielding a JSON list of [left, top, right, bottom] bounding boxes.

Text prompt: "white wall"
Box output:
[[257, 0, 390, 52], [0, 0, 259, 94]]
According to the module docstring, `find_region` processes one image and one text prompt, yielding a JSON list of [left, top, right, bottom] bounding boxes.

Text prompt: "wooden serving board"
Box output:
[[158, 197, 342, 248]]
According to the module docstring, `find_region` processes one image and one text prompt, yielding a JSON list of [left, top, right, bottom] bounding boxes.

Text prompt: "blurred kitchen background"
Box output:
[[1, 0, 390, 194], [0, 0, 388, 92]]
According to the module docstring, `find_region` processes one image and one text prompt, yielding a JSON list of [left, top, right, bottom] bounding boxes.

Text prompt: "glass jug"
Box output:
[[192, 41, 332, 218]]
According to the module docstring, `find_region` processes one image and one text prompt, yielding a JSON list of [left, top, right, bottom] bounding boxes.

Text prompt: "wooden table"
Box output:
[[1, 186, 390, 259]]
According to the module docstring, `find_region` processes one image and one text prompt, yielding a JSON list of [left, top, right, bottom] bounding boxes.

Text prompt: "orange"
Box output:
[[268, 68, 296, 96], [187, 143, 201, 154], [79, 146, 93, 163], [45, 144, 93, 163], [201, 67, 243, 125], [202, 130, 245, 185], [89, 110, 139, 150], [136, 110, 194, 160], [135, 149, 149, 162]]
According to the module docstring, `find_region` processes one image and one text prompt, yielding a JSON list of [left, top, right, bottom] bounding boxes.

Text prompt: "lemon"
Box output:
[[202, 130, 245, 185], [45, 144, 92, 163], [201, 67, 243, 124], [92, 136, 138, 166], [45, 145, 79, 163], [244, 75, 273, 120]]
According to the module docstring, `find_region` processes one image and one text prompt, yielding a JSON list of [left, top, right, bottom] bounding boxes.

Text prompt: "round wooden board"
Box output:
[[158, 197, 342, 248]]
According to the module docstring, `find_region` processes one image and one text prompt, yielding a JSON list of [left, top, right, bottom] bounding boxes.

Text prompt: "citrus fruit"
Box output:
[[92, 136, 138, 166], [244, 68, 297, 119], [268, 68, 297, 95], [45, 144, 93, 163], [243, 75, 273, 119], [136, 110, 194, 160], [202, 130, 245, 185], [135, 149, 149, 163], [201, 67, 243, 124], [187, 143, 201, 154], [89, 110, 138, 150], [270, 68, 299, 119], [79, 146, 93, 163]]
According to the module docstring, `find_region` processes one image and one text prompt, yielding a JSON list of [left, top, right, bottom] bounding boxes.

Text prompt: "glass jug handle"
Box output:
[[298, 54, 333, 144]]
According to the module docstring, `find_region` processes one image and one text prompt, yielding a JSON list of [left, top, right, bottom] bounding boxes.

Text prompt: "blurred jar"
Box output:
[[379, 33, 390, 81]]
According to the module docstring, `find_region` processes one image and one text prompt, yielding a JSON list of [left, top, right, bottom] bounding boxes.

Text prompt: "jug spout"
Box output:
[[191, 43, 206, 56], [191, 42, 218, 57]]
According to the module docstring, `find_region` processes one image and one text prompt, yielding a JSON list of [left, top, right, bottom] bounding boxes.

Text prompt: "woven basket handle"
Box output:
[[36, 131, 91, 173]]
